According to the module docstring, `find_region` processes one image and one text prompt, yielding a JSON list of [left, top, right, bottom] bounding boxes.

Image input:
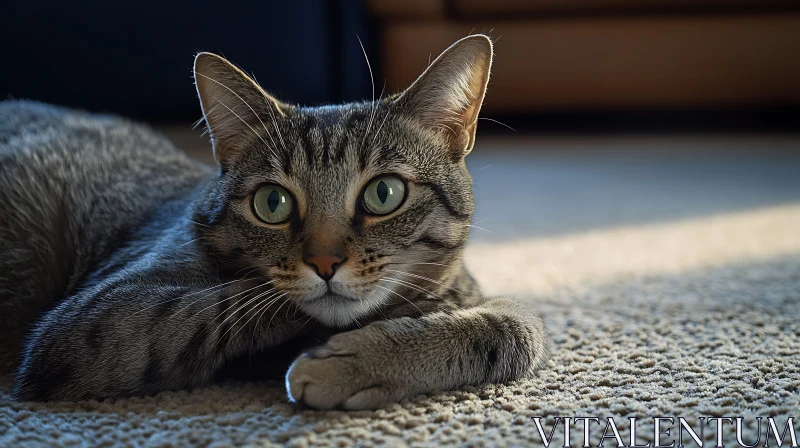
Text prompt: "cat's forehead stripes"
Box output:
[[292, 106, 378, 171]]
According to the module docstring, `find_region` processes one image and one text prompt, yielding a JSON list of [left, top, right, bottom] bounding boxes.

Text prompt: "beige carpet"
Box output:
[[1, 137, 799, 447]]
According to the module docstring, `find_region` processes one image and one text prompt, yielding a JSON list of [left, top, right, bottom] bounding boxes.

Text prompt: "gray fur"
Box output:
[[0, 35, 548, 408]]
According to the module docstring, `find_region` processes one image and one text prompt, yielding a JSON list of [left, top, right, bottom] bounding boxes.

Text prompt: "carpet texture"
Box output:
[[1, 141, 799, 447]]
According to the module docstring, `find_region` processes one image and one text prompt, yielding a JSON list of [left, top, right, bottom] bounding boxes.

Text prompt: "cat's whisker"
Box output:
[[471, 216, 494, 225], [122, 272, 260, 321], [172, 278, 265, 317], [181, 280, 274, 326], [384, 269, 462, 295], [238, 290, 288, 345], [357, 35, 386, 158], [292, 313, 316, 337], [266, 292, 294, 331], [247, 291, 293, 352], [210, 285, 278, 337], [188, 219, 211, 228], [384, 262, 454, 268], [380, 277, 445, 301], [374, 284, 425, 316], [479, 117, 516, 132], [232, 265, 264, 277], [369, 109, 391, 150], [357, 35, 375, 108], [232, 289, 287, 342], [371, 81, 387, 127], [289, 300, 303, 320], [173, 276, 266, 321], [380, 275, 436, 294], [177, 237, 202, 248], [463, 224, 493, 233], [252, 291, 296, 347]]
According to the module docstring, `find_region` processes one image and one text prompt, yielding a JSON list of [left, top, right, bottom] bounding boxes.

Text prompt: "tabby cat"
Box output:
[[0, 35, 547, 409]]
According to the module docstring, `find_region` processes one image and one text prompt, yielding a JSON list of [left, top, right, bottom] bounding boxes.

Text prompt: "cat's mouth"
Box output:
[[292, 281, 385, 328]]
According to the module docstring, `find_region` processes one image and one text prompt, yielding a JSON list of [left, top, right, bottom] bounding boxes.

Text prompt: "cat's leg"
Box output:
[[285, 297, 548, 410], [12, 276, 301, 401]]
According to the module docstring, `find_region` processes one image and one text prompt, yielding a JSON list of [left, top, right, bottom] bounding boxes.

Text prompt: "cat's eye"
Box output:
[[362, 175, 406, 216], [252, 184, 294, 224]]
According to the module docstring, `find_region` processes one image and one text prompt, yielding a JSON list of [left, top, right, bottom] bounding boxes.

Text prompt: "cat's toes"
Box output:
[[285, 348, 397, 410]]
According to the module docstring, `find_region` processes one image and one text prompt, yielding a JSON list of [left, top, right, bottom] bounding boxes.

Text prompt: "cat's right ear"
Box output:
[[194, 53, 287, 165]]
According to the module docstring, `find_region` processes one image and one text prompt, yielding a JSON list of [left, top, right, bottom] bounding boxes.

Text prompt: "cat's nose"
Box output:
[[303, 254, 346, 281]]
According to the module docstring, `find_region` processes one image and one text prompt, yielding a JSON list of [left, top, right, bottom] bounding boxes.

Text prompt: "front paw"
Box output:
[[285, 331, 402, 410]]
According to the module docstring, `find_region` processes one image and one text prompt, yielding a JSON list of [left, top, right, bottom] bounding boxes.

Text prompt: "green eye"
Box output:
[[252, 184, 293, 224], [363, 175, 406, 216]]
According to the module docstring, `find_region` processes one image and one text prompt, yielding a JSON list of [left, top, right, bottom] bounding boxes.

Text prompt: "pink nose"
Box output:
[[304, 254, 345, 281]]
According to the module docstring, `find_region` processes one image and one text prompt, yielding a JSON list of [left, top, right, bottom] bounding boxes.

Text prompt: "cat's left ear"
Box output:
[[194, 52, 289, 165], [393, 34, 493, 158]]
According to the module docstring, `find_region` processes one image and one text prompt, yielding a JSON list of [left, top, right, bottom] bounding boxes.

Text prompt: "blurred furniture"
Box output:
[[369, 1, 800, 113]]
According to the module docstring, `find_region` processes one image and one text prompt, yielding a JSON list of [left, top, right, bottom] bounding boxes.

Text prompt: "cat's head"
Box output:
[[192, 35, 492, 327]]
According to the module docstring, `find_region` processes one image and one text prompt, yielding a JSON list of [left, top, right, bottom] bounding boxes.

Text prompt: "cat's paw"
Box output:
[[285, 330, 402, 410]]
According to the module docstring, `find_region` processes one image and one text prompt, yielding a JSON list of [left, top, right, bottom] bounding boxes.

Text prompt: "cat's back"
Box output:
[[1, 100, 194, 167], [0, 101, 212, 371]]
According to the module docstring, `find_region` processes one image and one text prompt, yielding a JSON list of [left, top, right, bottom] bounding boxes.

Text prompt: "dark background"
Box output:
[[1, 0, 374, 123], [2, 0, 799, 133]]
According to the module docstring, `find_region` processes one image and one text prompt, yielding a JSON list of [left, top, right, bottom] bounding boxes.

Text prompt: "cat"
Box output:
[[0, 35, 548, 409]]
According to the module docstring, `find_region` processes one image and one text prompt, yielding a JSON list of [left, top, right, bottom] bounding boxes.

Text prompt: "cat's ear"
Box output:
[[194, 52, 287, 165], [394, 34, 493, 158]]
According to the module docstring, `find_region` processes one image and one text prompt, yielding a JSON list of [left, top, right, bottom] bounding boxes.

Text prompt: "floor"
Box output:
[[1, 133, 798, 446]]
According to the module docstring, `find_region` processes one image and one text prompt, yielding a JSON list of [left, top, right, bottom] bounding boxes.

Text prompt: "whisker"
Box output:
[[188, 220, 211, 228], [250, 292, 294, 348], [233, 290, 288, 342], [292, 313, 316, 337], [123, 272, 260, 321], [358, 35, 385, 159], [374, 285, 425, 316], [369, 109, 391, 150], [177, 237, 202, 248], [357, 35, 375, 107], [380, 277, 445, 301], [479, 117, 516, 132], [383, 262, 454, 268], [211, 284, 277, 334], [384, 269, 462, 295], [464, 224, 493, 233], [233, 265, 263, 277], [266, 292, 293, 330], [181, 280, 274, 325]]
